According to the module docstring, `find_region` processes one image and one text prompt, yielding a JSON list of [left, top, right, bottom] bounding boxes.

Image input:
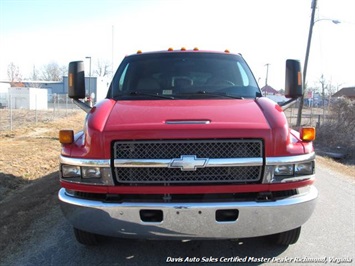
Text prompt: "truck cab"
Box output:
[[59, 48, 317, 246]]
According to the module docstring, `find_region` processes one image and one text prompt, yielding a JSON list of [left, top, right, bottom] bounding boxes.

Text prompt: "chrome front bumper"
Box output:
[[59, 186, 318, 239]]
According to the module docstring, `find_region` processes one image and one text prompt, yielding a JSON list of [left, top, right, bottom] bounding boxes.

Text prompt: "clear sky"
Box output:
[[0, 0, 354, 90]]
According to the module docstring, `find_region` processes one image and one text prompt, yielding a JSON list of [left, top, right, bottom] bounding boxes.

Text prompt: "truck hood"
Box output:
[[65, 98, 297, 159], [104, 99, 271, 139]]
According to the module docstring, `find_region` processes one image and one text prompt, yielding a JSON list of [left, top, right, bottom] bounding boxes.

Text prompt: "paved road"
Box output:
[[2, 160, 354, 266]]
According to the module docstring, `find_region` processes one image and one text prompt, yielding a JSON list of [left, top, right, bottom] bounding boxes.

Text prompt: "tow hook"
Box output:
[[256, 192, 275, 202]]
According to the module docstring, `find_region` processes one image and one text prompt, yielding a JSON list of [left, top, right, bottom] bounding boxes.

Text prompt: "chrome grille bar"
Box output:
[[114, 158, 263, 168]]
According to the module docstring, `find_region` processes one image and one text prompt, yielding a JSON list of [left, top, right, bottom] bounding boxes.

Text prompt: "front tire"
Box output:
[[73, 227, 99, 245], [267, 227, 301, 246]]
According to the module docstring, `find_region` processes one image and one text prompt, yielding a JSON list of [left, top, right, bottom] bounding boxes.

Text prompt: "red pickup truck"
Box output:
[[59, 48, 317, 246]]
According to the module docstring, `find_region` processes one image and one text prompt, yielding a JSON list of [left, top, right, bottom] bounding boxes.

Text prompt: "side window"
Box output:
[[118, 64, 129, 91], [237, 62, 249, 86]]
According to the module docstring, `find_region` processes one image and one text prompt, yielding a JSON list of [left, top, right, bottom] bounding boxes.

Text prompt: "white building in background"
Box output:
[[0, 76, 110, 109], [8, 87, 48, 110], [0, 83, 9, 108]]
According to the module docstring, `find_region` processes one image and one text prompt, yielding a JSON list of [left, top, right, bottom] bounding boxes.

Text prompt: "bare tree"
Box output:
[[40, 61, 66, 81], [30, 65, 40, 81], [28, 68, 42, 87], [319, 75, 342, 103], [7, 62, 22, 86], [317, 75, 342, 98], [319, 75, 327, 106], [59, 64, 68, 79], [94, 59, 112, 77], [327, 82, 342, 99]]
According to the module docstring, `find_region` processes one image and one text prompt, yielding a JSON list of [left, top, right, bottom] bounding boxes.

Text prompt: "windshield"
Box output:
[[108, 52, 260, 100]]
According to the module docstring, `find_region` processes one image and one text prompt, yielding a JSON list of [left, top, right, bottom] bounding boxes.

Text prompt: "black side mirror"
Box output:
[[285, 59, 303, 98], [68, 61, 86, 99], [68, 61, 91, 113]]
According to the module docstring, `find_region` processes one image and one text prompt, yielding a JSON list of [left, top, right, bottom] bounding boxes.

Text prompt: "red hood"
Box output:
[[65, 98, 301, 159], [104, 99, 270, 137]]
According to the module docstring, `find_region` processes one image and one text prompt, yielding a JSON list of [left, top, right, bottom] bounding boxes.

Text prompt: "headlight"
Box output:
[[274, 165, 294, 176], [62, 165, 81, 178], [60, 165, 114, 185], [295, 162, 314, 175], [264, 154, 315, 184], [270, 161, 315, 183], [274, 162, 314, 177], [82, 167, 101, 178]]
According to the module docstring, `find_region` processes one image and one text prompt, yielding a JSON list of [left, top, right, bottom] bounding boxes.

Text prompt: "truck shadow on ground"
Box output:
[[0, 172, 30, 201], [0, 171, 59, 258]]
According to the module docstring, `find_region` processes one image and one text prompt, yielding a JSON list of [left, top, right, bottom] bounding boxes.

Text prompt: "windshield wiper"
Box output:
[[116, 91, 175, 99], [195, 90, 244, 99]]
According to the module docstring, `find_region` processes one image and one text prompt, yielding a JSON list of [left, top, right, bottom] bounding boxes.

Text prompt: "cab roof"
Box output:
[[126, 48, 242, 58]]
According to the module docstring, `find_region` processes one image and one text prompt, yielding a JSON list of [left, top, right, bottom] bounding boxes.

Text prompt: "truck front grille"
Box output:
[[113, 139, 263, 185]]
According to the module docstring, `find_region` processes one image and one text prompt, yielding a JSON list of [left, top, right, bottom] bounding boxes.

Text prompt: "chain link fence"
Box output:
[[284, 105, 330, 129], [0, 93, 80, 131]]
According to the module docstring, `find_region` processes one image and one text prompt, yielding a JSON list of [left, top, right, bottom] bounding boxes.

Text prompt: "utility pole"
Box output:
[[85, 56, 92, 106], [265, 63, 270, 86], [296, 0, 317, 127], [320, 74, 326, 124], [112, 25, 114, 77]]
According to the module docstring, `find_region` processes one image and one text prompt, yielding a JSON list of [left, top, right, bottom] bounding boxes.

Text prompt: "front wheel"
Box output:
[[266, 227, 301, 246], [73, 227, 99, 245]]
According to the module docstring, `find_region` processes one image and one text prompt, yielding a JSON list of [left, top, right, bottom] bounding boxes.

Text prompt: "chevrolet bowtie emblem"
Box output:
[[169, 155, 207, 171]]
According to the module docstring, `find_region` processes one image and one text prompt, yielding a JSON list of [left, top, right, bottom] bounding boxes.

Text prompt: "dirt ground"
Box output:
[[0, 111, 354, 259], [0, 111, 86, 257]]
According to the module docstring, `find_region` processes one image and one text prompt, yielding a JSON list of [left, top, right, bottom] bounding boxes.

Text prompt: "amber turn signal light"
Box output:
[[300, 127, 316, 142], [59, 130, 74, 144]]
